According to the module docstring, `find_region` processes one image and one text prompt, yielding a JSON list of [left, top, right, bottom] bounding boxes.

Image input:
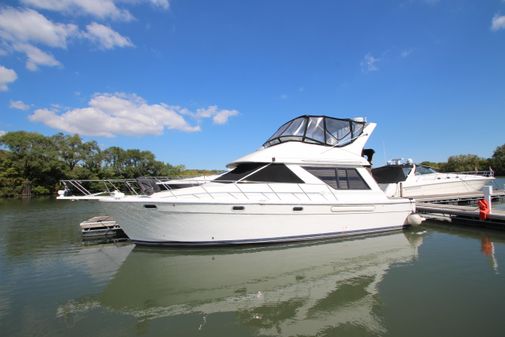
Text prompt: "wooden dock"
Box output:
[[80, 216, 127, 240]]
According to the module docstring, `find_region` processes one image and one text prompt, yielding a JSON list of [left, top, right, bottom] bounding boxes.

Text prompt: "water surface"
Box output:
[[1, 194, 505, 337]]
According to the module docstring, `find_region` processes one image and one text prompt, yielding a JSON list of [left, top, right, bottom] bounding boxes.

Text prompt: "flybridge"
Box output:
[[263, 115, 367, 148]]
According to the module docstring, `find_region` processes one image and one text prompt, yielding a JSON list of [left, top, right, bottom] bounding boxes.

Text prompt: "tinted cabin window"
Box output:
[[215, 163, 265, 182], [245, 164, 304, 183], [304, 167, 370, 190], [216, 163, 304, 183], [372, 166, 410, 183]]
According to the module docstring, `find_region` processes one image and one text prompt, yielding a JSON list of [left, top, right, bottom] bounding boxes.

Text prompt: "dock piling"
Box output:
[[483, 186, 493, 212]]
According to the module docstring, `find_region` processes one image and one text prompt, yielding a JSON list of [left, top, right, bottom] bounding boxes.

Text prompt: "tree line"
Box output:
[[0, 131, 219, 197], [420, 144, 505, 176]]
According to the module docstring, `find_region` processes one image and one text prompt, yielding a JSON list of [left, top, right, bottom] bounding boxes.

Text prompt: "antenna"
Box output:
[[382, 140, 387, 166]]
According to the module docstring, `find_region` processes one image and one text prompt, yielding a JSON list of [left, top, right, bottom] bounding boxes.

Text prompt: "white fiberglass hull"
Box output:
[[402, 178, 490, 197], [101, 199, 415, 245], [382, 176, 493, 198]]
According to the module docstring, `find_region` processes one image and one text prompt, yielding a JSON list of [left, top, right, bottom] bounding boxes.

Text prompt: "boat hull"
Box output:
[[399, 177, 492, 198], [101, 200, 415, 245]]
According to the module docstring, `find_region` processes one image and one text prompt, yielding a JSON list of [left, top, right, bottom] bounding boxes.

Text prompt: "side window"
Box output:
[[343, 168, 369, 189], [304, 167, 370, 190], [216, 163, 304, 183], [215, 163, 265, 182], [303, 168, 339, 189], [245, 164, 304, 183]]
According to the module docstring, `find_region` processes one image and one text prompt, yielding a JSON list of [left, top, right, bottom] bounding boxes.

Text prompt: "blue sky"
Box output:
[[0, 0, 504, 169]]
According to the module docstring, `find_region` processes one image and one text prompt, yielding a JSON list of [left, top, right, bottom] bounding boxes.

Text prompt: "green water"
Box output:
[[1, 196, 505, 337]]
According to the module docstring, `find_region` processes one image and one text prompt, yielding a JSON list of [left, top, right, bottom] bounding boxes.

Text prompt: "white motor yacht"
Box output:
[[372, 159, 494, 198], [92, 115, 418, 246]]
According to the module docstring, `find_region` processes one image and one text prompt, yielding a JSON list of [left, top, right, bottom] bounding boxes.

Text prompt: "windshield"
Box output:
[[415, 165, 437, 175], [263, 116, 366, 148]]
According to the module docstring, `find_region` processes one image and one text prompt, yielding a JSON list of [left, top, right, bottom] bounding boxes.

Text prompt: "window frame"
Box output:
[[303, 166, 371, 190], [263, 115, 366, 148]]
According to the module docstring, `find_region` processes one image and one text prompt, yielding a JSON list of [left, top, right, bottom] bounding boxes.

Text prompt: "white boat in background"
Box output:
[[372, 159, 494, 198], [73, 115, 419, 246]]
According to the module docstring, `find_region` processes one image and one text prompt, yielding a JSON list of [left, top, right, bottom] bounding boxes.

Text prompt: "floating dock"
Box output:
[[415, 189, 505, 204], [415, 189, 505, 229], [80, 216, 127, 240]]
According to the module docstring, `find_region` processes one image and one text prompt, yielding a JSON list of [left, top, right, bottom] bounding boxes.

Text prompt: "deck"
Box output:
[[80, 216, 127, 240]]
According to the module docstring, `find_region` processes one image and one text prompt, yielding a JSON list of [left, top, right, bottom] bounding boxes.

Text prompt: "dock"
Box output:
[[415, 189, 505, 229], [415, 189, 505, 204], [80, 216, 127, 240]]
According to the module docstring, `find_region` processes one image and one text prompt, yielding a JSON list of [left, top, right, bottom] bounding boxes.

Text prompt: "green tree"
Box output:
[[419, 161, 444, 171], [123, 149, 156, 178], [443, 154, 487, 172], [51, 133, 84, 171], [0, 131, 63, 194], [0, 150, 23, 197], [161, 164, 186, 177], [0, 131, 218, 197], [101, 146, 127, 178], [491, 144, 505, 176], [81, 140, 101, 175], [51, 133, 103, 179]]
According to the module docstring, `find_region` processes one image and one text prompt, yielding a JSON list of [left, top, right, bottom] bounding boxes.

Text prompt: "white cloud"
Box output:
[[9, 100, 31, 110], [0, 66, 17, 91], [83, 23, 134, 49], [212, 109, 239, 125], [195, 105, 219, 119], [116, 0, 170, 10], [491, 14, 505, 31], [20, 0, 171, 20], [13, 43, 61, 71], [148, 0, 170, 10], [0, 7, 78, 48], [0, 7, 79, 70], [195, 105, 239, 124], [21, 0, 134, 21], [29, 93, 205, 136], [360, 53, 380, 73], [30, 93, 239, 136], [0, 7, 135, 70], [0, 131, 6, 137]]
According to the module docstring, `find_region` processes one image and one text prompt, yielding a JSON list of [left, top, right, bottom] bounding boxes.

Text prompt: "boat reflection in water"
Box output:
[[58, 231, 424, 336]]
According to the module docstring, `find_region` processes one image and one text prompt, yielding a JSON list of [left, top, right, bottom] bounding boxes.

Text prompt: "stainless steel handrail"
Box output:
[[58, 178, 341, 202]]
